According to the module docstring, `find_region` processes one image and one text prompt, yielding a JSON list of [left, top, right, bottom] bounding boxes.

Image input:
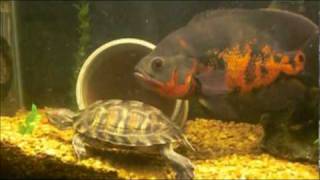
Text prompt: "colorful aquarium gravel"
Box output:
[[0, 110, 318, 179]]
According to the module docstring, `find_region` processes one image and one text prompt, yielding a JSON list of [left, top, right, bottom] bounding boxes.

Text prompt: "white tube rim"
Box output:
[[76, 38, 156, 109]]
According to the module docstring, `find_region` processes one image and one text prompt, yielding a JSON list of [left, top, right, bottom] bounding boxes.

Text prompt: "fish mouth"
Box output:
[[133, 70, 163, 89], [133, 71, 147, 81]]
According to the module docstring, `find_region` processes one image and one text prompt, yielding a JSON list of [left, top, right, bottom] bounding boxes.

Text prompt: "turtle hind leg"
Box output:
[[160, 144, 194, 180], [72, 133, 88, 160]]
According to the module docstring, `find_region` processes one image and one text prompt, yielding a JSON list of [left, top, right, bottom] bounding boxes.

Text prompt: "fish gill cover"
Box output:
[[18, 104, 42, 135]]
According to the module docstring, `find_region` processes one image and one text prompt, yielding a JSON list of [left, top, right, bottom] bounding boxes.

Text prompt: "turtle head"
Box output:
[[45, 108, 76, 130]]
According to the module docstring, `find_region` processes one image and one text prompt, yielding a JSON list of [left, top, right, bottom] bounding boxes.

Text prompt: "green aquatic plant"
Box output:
[[313, 138, 318, 145], [19, 104, 42, 135], [74, 1, 91, 63], [69, 1, 91, 109]]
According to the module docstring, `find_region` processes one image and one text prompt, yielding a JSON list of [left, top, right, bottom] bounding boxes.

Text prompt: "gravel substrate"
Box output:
[[0, 110, 318, 179]]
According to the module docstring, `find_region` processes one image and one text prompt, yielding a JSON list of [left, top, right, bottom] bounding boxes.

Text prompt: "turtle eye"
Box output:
[[151, 57, 164, 71]]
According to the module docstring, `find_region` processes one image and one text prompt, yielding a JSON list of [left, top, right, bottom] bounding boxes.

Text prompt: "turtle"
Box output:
[[46, 99, 195, 180]]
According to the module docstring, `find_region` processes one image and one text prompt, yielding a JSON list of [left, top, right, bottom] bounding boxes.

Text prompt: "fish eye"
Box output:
[[151, 57, 164, 70]]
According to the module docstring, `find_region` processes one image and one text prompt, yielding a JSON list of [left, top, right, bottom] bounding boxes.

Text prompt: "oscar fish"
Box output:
[[134, 8, 318, 99], [134, 8, 319, 162]]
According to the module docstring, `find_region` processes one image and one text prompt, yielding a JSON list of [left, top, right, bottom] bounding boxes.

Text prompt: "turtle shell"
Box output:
[[73, 99, 182, 146]]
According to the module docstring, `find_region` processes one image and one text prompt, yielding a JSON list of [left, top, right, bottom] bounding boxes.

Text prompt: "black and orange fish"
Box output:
[[134, 9, 319, 162]]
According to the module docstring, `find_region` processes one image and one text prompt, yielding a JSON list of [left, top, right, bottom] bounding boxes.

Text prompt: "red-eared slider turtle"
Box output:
[[46, 99, 194, 179]]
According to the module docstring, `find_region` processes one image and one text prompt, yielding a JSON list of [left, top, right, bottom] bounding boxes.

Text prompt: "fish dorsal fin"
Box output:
[[188, 8, 318, 51], [190, 8, 318, 30], [189, 8, 318, 30], [187, 8, 239, 25], [259, 8, 319, 31]]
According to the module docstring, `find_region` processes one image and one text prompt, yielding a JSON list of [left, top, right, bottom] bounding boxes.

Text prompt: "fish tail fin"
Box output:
[[298, 26, 319, 86], [45, 108, 77, 130], [307, 87, 320, 108], [299, 26, 319, 51]]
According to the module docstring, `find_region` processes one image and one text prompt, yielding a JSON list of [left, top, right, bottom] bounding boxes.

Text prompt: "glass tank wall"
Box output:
[[0, 1, 319, 179]]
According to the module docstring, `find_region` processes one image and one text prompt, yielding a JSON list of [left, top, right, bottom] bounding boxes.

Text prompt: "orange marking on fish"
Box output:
[[156, 60, 197, 97], [219, 41, 305, 93]]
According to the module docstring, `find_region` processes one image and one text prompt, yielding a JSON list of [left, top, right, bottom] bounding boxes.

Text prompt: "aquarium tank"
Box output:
[[0, 1, 319, 179]]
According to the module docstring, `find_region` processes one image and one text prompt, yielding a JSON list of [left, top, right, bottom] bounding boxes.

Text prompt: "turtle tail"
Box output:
[[45, 108, 78, 130]]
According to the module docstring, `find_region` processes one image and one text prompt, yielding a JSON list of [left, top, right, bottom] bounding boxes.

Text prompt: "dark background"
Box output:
[[15, 1, 319, 111]]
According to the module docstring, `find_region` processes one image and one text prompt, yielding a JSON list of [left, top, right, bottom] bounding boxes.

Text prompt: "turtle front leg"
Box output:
[[160, 144, 195, 180], [72, 133, 88, 160]]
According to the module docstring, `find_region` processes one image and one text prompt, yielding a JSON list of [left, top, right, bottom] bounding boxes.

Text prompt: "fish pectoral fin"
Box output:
[[195, 70, 229, 97], [198, 95, 239, 120]]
